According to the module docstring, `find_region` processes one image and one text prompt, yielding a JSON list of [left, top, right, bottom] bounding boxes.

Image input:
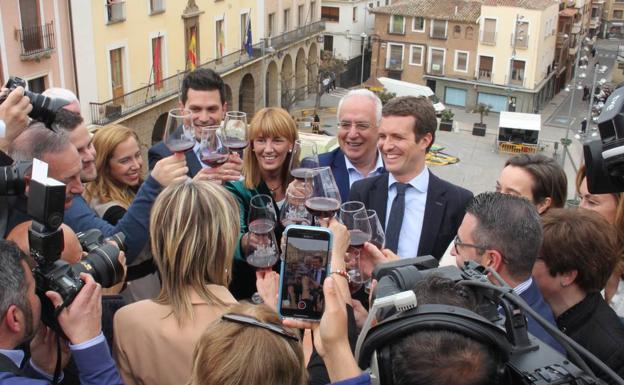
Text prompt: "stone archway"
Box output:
[[308, 43, 319, 94], [224, 84, 233, 110], [239, 73, 255, 116], [280, 54, 293, 109], [295, 48, 307, 101], [152, 112, 168, 144], [266, 60, 279, 107]]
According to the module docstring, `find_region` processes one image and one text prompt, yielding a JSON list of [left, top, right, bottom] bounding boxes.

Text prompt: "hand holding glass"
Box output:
[[164, 108, 195, 153]]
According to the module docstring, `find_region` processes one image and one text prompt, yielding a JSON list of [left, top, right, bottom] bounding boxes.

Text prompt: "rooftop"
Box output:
[[482, 0, 558, 10], [371, 0, 482, 23]]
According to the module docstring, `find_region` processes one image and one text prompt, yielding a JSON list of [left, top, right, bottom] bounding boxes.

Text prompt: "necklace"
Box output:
[[266, 181, 282, 193]]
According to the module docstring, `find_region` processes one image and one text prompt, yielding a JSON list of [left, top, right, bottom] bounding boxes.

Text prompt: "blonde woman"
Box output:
[[113, 181, 239, 385], [84, 124, 158, 302], [225, 107, 298, 299]]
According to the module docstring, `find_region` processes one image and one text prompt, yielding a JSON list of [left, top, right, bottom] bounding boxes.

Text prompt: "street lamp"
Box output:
[[360, 32, 367, 85]]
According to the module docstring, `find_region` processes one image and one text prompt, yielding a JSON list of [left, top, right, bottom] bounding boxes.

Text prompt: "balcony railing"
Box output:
[[478, 68, 492, 81], [386, 59, 403, 71], [106, 1, 126, 24], [429, 62, 444, 75], [430, 30, 447, 40], [90, 21, 325, 125], [480, 30, 496, 45], [17, 22, 55, 59]]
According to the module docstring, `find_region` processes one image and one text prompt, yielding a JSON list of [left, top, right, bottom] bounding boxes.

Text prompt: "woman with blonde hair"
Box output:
[[84, 124, 158, 302], [113, 181, 239, 385], [226, 107, 299, 299], [576, 165, 624, 316]]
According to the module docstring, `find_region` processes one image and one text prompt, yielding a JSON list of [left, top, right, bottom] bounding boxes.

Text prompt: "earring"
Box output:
[[288, 148, 292, 153]]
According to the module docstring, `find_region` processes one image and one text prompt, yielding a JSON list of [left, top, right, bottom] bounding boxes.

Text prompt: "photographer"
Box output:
[[0, 87, 32, 153], [0, 240, 122, 384], [52, 109, 189, 262]]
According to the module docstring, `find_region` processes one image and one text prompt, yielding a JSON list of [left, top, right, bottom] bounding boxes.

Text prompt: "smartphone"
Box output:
[[278, 225, 332, 321]]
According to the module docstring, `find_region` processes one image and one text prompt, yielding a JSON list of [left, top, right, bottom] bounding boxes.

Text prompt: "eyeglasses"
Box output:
[[221, 313, 299, 341], [337, 121, 372, 131], [453, 235, 487, 253]]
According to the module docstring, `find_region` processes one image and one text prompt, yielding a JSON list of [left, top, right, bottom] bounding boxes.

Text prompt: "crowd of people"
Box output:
[[1, 67, 624, 385]]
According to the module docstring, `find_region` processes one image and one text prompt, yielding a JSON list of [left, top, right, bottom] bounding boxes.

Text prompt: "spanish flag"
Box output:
[[188, 30, 197, 70]]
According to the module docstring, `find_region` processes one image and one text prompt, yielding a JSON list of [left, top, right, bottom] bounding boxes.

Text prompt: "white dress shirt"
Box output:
[[344, 150, 385, 187], [385, 168, 429, 259]]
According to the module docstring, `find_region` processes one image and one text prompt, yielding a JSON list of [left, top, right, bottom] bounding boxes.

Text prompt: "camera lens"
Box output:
[[73, 243, 124, 288]]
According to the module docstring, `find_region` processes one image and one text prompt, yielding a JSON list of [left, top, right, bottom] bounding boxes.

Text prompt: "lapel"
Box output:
[[368, 174, 390, 231], [418, 172, 447, 255], [185, 148, 203, 177], [331, 149, 351, 202]]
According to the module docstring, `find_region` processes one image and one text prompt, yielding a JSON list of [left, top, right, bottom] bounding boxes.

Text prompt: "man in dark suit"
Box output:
[[319, 89, 385, 201], [451, 192, 565, 354], [349, 96, 471, 260], [148, 68, 242, 182]]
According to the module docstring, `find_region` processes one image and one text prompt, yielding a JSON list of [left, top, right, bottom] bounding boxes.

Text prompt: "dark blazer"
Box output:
[[348, 171, 472, 260], [318, 147, 351, 202], [148, 140, 202, 178], [519, 279, 565, 355]]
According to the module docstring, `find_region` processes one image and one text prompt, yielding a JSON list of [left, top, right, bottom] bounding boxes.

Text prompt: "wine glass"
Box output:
[[289, 139, 319, 180], [280, 189, 313, 227], [198, 126, 229, 168], [304, 167, 341, 222], [246, 194, 278, 303], [222, 111, 248, 157], [340, 201, 371, 294], [164, 108, 195, 153], [353, 209, 386, 249]]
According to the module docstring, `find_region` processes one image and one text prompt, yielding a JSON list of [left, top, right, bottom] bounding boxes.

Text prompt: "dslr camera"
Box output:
[[27, 176, 125, 333], [0, 76, 70, 128]]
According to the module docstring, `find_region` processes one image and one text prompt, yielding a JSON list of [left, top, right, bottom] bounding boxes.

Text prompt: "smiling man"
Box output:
[[348, 96, 472, 260], [148, 68, 241, 181], [318, 89, 385, 201]]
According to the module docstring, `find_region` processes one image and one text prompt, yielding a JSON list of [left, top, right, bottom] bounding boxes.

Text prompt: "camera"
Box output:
[[27, 177, 125, 334], [0, 76, 70, 128], [0, 160, 31, 196], [357, 257, 612, 385], [584, 86, 624, 194]]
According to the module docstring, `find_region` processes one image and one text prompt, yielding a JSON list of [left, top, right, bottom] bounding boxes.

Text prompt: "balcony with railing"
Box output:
[[17, 22, 55, 59], [429, 62, 444, 75], [90, 21, 325, 125], [480, 30, 496, 45], [511, 33, 528, 49], [478, 68, 492, 82], [106, 1, 126, 24]]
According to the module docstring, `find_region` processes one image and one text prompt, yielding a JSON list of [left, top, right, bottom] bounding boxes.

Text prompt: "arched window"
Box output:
[[453, 25, 461, 38], [465, 26, 474, 39]]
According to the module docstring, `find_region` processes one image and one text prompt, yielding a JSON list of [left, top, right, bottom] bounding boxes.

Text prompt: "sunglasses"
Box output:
[[221, 313, 299, 341]]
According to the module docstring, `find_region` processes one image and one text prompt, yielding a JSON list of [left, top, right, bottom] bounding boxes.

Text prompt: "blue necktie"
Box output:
[[385, 183, 409, 254]]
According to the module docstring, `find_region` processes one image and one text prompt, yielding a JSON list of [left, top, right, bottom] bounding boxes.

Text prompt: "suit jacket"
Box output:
[[348, 171, 472, 260], [113, 285, 237, 385], [318, 148, 351, 202], [0, 339, 122, 385], [519, 279, 565, 355], [148, 140, 202, 178]]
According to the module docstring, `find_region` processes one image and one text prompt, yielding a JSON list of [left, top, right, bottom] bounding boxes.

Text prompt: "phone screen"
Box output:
[[279, 227, 331, 320]]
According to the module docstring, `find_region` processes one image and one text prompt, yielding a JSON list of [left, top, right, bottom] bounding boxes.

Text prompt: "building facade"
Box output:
[[320, 0, 375, 60], [0, 0, 76, 95], [71, 0, 322, 154], [601, 0, 624, 38]]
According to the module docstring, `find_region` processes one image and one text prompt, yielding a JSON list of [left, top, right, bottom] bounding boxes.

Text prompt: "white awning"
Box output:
[[499, 111, 541, 131]]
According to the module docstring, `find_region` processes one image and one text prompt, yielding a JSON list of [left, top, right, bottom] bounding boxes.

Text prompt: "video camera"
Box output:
[[355, 257, 615, 385], [0, 76, 69, 128], [584, 86, 624, 194], [27, 175, 125, 335]]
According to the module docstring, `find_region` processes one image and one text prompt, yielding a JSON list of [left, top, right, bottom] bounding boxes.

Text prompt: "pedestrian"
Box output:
[[329, 71, 336, 91], [581, 118, 587, 134], [591, 47, 597, 58], [322, 76, 331, 94], [583, 85, 590, 101]]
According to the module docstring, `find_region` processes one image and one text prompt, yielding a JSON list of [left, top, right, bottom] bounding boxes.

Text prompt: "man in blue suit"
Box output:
[[0, 241, 123, 384], [318, 89, 385, 201], [148, 68, 241, 182], [451, 192, 565, 354]]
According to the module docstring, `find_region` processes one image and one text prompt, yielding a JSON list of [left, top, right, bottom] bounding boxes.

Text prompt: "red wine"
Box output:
[[166, 140, 194, 153], [201, 153, 228, 167], [248, 218, 275, 234], [305, 197, 340, 218], [290, 168, 309, 180], [349, 229, 371, 248]]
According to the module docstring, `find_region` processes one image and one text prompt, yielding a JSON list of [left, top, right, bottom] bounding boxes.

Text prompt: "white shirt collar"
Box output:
[[344, 150, 384, 176], [513, 277, 533, 296], [388, 167, 429, 193]]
